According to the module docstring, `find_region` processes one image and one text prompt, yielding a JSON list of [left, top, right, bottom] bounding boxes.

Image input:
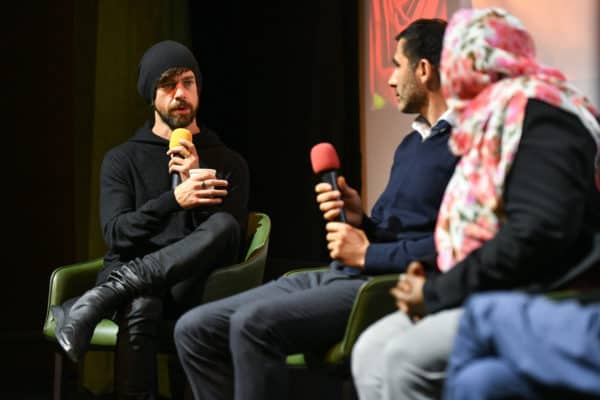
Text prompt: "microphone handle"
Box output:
[[170, 153, 183, 189], [171, 173, 180, 189], [321, 170, 347, 223]]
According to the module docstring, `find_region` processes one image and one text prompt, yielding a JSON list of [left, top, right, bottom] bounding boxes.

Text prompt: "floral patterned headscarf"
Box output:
[[435, 8, 600, 272]]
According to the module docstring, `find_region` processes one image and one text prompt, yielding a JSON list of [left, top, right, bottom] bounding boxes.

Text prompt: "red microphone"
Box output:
[[310, 142, 347, 223]]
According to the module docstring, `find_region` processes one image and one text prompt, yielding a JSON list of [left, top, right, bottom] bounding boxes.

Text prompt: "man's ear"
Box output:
[[418, 59, 441, 90], [417, 58, 436, 82], [415, 59, 429, 83]]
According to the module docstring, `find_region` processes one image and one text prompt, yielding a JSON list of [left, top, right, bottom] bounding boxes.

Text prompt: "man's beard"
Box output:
[[155, 101, 196, 130], [397, 79, 426, 114]]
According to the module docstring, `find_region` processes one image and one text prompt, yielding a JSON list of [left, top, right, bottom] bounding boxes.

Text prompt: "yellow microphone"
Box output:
[[168, 128, 192, 188]]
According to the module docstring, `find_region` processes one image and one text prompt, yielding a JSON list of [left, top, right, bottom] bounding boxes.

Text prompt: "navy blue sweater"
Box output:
[[362, 121, 459, 275]]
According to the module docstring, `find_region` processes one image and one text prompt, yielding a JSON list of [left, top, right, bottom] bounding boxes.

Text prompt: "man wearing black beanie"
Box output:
[[52, 40, 249, 399], [137, 40, 203, 105]]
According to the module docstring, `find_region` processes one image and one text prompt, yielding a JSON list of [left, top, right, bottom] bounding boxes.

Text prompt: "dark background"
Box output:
[[4, 0, 360, 396]]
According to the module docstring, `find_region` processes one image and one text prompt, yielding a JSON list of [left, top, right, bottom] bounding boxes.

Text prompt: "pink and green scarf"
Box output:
[[435, 8, 600, 272]]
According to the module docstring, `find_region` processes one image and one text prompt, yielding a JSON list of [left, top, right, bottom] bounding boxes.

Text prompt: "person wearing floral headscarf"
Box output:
[[351, 7, 600, 400]]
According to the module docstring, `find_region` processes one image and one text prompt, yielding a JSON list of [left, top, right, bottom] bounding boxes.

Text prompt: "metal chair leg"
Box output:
[[53, 351, 64, 400]]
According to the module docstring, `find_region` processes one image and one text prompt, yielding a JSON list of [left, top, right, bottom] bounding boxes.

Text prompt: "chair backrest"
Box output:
[[244, 211, 271, 261], [43, 258, 103, 339], [200, 211, 271, 303]]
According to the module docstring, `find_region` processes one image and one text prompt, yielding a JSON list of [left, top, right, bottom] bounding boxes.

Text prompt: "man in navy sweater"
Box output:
[[173, 18, 458, 400]]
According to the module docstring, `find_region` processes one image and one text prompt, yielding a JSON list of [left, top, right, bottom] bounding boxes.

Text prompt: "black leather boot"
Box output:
[[52, 264, 151, 363], [53, 212, 239, 363]]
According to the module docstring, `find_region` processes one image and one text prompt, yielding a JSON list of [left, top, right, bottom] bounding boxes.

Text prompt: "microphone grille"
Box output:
[[310, 142, 340, 174], [169, 128, 192, 149]]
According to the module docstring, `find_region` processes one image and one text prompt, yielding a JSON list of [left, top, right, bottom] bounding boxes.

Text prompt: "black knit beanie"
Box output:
[[137, 40, 203, 104]]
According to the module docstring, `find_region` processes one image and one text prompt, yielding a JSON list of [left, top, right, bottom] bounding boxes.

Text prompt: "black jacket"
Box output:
[[424, 99, 600, 312], [97, 122, 249, 283]]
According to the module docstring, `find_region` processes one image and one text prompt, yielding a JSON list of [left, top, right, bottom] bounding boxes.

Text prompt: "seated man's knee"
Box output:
[[352, 312, 414, 383], [386, 310, 462, 376], [207, 212, 242, 260], [174, 303, 223, 350], [382, 341, 405, 375], [211, 212, 240, 241], [351, 326, 378, 379], [229, 302, 274, 347], [381, 333, 434, 387], [383, 335, 420, 370]]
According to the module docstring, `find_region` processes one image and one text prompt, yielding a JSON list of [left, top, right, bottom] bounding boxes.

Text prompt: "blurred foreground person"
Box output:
[[444, 291, 600, 400]]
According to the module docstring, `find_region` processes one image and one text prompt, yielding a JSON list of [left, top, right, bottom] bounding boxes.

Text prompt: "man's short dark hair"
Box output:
[[395, 18, 447, 70]]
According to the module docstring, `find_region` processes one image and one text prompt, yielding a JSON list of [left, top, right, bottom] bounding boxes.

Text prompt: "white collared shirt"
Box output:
[[412, 108, 458, 141]]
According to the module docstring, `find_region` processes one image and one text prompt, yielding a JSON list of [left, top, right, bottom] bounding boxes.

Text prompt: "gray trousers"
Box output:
[[174, 267, 367, 400], [351, 308, 462, 400]]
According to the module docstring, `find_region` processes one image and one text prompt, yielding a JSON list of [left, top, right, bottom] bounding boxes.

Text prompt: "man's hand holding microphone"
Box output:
[[312, 142, 370, 270], [168, 128, 228, 209]]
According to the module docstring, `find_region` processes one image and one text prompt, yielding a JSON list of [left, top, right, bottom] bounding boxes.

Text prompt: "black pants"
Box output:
[[174, 266, 367, 400], [108, 212, 241, 400]]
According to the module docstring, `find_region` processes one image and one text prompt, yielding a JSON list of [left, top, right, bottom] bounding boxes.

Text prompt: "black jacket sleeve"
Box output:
[[212, 151, 250, 233], [100, 150, 182, 252], [423, 99, 600, 313]]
